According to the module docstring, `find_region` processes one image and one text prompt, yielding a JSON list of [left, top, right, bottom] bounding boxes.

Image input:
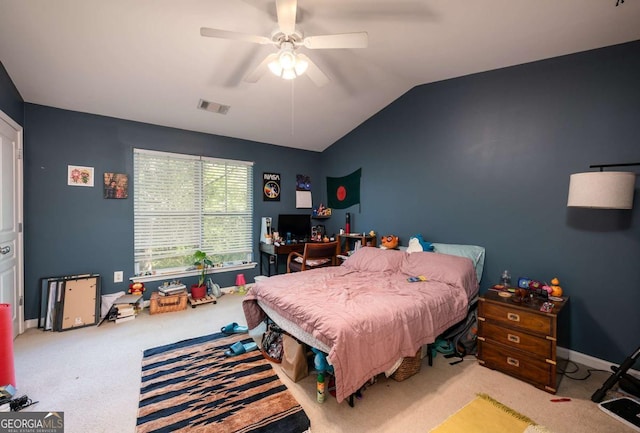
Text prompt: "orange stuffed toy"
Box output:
[[380, 235, 399, 249]]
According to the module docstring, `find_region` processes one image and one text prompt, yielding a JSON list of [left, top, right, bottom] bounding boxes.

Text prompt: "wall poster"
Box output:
[[104, 173, 129, 199], [68, 165, 94, 187], [263, 172, 281, 201]]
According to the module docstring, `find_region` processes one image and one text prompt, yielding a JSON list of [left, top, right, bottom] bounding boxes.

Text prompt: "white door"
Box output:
[[0, 111, 23, 338]]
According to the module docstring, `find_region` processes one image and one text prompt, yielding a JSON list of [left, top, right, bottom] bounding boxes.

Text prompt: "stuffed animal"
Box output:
[[549, 277, 563, 297], [312, 347, 334, 374], [380, 235, 399, 249], [129, 282, 145, 295], [406, 234, 434, 253]]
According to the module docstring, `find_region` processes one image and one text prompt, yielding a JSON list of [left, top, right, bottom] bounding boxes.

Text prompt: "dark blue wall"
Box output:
[[0, 61, 23, 126], [5, 40, 640, 365], [23, 104, 321, 320], [320, 40, 640, 364]]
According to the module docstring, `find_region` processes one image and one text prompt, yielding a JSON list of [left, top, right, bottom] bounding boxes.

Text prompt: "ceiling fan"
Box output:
[[200, 0, 368, 87]]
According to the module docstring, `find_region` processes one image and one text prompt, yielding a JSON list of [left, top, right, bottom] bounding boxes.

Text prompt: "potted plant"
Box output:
[[191, 250, 213, 299]]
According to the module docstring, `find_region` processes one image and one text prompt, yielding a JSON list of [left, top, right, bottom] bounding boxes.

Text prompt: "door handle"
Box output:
[[0, 246, 11, 255]]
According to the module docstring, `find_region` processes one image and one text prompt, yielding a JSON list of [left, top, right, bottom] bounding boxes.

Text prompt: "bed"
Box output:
[[243, 245, 484, 404]]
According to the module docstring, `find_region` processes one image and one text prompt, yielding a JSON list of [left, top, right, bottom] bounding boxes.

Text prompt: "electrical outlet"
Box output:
[[114, 271, 123, 283]]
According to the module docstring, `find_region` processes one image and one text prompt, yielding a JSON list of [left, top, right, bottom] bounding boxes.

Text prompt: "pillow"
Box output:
[[294, 256, 330, 267], [431, 243, 485, 283], [399, 251, 478, 297], [342, 246, 404, 273]]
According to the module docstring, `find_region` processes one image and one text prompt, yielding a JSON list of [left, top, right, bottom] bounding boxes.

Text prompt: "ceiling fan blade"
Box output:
[[302, 32, 368, 49], [276, 0, 297, 35], [200, 27, 272, 45], [297, 54, 329, 87], [244, 53, 279, 83]]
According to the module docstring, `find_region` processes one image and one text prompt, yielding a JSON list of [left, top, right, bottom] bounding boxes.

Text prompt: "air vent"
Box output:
[[197, 99, 230, 115]]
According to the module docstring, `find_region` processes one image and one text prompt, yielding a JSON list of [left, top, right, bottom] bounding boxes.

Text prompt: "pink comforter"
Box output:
[[243, 248, 478, 403]]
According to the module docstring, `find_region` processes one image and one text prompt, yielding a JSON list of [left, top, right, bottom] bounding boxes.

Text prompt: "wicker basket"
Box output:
[[149, 291, 188, 314], [390, 350, 422, 382]]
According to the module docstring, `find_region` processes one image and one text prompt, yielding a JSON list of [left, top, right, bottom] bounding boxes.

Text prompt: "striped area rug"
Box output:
[[137, 332, 311, 433]]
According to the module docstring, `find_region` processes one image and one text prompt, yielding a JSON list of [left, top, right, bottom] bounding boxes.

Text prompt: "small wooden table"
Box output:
[[187, 294, 217, 308], [337, 234, 377, 255]]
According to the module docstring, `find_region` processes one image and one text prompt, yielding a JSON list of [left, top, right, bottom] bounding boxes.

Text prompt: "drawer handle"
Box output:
[[507, 357, 520, 367], [507, 333, 520, 344], [507, 312, 520, 322]]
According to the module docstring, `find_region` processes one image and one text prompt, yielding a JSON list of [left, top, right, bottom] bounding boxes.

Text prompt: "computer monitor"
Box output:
[[277, 214, 311, 242]]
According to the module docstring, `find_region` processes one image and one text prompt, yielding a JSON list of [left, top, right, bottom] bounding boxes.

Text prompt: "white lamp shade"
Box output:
[[567, 171, 636, 209]]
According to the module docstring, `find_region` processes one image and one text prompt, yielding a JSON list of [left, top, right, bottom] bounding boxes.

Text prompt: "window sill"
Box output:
[[130, 262, 257, 284]]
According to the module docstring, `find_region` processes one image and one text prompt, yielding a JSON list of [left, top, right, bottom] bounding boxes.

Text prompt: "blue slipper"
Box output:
[[224, 341, 258, 357], [221, 322, 249, 334]]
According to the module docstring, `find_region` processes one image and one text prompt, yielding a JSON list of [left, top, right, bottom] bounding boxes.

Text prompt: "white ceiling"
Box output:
[[1, 1, 639, 152]]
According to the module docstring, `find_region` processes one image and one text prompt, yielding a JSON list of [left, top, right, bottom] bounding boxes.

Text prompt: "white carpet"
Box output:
[[12, 292, 634, 433]]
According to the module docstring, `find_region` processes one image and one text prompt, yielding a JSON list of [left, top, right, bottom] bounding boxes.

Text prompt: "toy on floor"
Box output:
[[129, 282, 145, 295], [312, 347, 334, 374]]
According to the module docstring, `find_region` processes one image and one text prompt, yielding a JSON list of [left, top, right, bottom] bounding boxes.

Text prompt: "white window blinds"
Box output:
[[134, 149, 253, 273]]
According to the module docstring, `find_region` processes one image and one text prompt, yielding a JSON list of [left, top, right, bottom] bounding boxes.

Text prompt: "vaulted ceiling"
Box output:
[[1, 0, 639, 152]]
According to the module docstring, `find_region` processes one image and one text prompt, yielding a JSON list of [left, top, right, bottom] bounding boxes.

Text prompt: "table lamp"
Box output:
[[235, 274, 247, 294]]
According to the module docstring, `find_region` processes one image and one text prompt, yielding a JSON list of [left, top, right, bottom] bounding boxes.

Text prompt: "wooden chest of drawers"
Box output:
[[477, 291, 569, 394]]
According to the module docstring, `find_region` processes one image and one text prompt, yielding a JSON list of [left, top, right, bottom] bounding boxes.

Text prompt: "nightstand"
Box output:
[[337, 233, 376, 255], [477, 291, 569, 394]]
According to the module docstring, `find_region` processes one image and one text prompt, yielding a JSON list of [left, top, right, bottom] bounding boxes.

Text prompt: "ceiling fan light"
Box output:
[[268, 59, 283, 77], [294, 57, 308, 76], [279, 51, 296, 70], [281, 68, 297, 80]]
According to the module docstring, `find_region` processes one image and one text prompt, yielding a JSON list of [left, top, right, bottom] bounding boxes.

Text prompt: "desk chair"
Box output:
[[287, 241, 340, 273]]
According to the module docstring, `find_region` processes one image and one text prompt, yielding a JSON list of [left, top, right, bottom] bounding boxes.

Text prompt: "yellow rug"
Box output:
[[430, 394, 552, 433]]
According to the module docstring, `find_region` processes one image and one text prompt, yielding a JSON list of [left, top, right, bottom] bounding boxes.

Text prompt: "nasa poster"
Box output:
[[263, 172, 281, 201]]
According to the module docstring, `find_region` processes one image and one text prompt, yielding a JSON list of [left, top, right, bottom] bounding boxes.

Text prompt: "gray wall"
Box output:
[[22, 104, 322, 320], [320, 40, 640, 364]]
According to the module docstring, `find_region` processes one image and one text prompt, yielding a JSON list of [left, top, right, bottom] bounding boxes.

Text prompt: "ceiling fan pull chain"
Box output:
[[291, 80, 295, 136]]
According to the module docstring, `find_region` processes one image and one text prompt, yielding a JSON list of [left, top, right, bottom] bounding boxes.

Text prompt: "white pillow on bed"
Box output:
[[431, 243, 485, 283], [342, 246, 405, 272]]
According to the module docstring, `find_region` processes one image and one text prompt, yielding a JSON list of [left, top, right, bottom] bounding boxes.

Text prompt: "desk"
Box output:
[[259, 242, 305, 276]]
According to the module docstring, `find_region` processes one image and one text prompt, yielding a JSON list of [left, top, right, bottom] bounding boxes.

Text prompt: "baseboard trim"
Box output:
[[558, 346, 639, 379]]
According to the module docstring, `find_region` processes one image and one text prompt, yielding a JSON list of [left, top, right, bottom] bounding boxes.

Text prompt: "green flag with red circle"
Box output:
[[327, 168, 361, 209]]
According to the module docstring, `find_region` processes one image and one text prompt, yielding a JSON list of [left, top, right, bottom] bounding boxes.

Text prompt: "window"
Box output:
[[133, 149, 254, 275]]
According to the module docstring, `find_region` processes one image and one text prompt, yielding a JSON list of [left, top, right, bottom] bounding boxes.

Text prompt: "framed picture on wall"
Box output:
[[68, 165, 94, 187], [263, 172, 281, 201], [103, 173, 129, 199]]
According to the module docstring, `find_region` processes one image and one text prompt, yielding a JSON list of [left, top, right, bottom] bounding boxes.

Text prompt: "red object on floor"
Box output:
[[0, 303, 16, 387], [328, 375, 336, 398], [191, 285, 206, 299]]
